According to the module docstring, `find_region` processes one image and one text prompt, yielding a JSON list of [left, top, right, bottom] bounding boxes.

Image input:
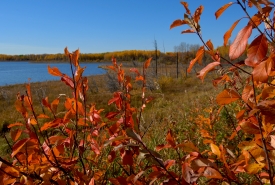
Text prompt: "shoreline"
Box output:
[[0, 73, 107, 88]]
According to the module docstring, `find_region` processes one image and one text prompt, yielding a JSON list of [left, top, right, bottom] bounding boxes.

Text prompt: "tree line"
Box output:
[[0, 44, 236, 64]]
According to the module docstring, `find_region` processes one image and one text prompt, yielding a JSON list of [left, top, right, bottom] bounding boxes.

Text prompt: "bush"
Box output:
[[1, 1, 275, 184]]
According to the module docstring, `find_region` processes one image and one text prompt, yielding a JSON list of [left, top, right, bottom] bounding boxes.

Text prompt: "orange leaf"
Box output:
[[64, 47, 70, 56], [206, 40, 214, 51], [197, 62, 220, 81], [107, 65, 116, 71], [224, 18, 242, 46], [135, 76, 144, 81], [210, 143, 221, 158], [212, 74, 230, 87], [262, 86, 275, 100], [193, 5, 204, 23], [180, 1, 191, 15], [270, 135, 275, 149], [216, 89, 241, 105], [252, 59, 269, 82], [15, 99, 27, 114], [144, 57, 152, 69], [72, 49, 80, 67], [203, 167, 223, 179], [164, 159, 175, 170], [48, 65, 63, 77], [155, 144, 170, 151], [12, 138, 29, 157], [242, 85, 254, 103], [11, 129, 22, 142], [187, 46, 204, 73], [75, 66, 85, 82], [8, 122, 23, 128], [166, 129, 176, 148], [176, 141, 199, 153], [239, 118, 260, 134], [215, 2, 233, 19], [257, 99, 275, 115], [130, 68, 140, 76], [51, 98, 60, 114], [246, 162, 265, 174], [170, 19, 189, 29], [245, 34, 268, 67], [181, 29, 195, 34], [229, 24, 253, 60]]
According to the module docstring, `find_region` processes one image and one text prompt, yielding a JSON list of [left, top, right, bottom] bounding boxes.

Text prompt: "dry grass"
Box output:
[[0, 63, 224, 158]]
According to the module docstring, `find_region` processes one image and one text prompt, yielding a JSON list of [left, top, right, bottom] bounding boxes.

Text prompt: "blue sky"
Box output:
[[0, 1, 257, 55]]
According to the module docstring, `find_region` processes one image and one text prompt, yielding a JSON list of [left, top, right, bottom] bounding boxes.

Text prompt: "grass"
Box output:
[[0, 62, 225, 162]]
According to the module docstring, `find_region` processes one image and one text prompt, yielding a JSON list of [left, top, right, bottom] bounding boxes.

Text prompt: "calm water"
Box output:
[[0, 61, 108, 86]]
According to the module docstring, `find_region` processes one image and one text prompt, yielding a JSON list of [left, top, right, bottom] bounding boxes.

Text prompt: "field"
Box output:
[[0, 62, 220, 153]]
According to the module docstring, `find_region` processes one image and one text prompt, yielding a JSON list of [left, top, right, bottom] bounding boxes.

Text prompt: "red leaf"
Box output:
[[197, 62, 220, 81], [105, 111, 120, 120], [215, 2, 233, 19], [216, 89, 241, 105], [182, 162, 194, 184], [122, 150, 133, 166], [245, 34, 268, 67], [229, 24, 253, 60], [108, 150, 116, 163], [48, 65, 63, 77], [61, 75, 74, 89], [109, 177, 128, 185], [130, 68, 140, 76], [133, 171, 145, 184]]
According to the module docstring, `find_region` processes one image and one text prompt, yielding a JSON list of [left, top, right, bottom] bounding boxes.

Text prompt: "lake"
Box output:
[[0, 61, 109, 86]]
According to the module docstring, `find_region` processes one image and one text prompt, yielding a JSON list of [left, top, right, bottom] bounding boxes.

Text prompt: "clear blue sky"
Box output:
[[0, 1, 256, 55]]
